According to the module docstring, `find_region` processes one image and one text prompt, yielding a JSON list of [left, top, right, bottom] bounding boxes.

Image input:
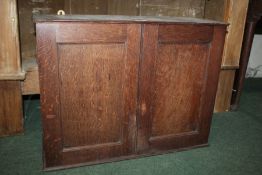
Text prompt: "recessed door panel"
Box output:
[[151, 43, 208, 138], [59, 44, 125, 148]]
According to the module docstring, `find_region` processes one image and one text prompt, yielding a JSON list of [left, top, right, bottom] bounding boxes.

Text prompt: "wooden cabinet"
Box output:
[[35, 15, 226, 170]]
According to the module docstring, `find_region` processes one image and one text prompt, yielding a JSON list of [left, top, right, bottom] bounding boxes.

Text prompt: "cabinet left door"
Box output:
[[36, 22, 141, 169]]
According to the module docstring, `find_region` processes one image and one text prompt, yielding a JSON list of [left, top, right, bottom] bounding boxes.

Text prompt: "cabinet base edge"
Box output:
[[43, 143, 209, 171]]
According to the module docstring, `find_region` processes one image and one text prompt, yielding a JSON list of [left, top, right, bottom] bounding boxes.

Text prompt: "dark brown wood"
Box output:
[[37, 22, 141, 168], [231, 0, 262, 110], [56, 23, 127, 43], [45, 143, 208, 171], [36, 23, 61, 167], [158, 25, 213, 43], [35, 15, 226, 170], [137, 24, 226, 152]]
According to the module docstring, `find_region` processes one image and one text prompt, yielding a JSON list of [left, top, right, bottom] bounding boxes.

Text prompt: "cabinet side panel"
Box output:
[[198, 26, 226, 141]]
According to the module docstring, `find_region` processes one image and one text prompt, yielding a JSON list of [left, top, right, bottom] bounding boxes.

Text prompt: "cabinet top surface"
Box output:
[[34, 15, 226, 25]]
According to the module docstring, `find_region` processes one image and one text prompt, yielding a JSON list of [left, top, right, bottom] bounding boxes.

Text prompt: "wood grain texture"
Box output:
[[220, 0, 249, 67], [204, 0, 227, 21], [0, 81, 23, 137], [56, 23, 127, 43], [61, 24, 141, 166], [35, 18, 226, 169], [0, 0, 24, 137], [34, 15, 225, 25], [0, 0, 24, 80], [151, 44, 208, 137], [17, 0, 205, 63], [204, 0, 248, 67], [36, 23, 62, 167], [59, 43, 125, 147], [214, 70, 235, 112], [108, 0, 139, 15], [64, 0, 108, 14], [21, 58, 40, 95], [18, 0, 65, 60], [158, 25, 213, 43], [37, 22, 141, 168], [137, 24, 226, 152], [206, 0, 249, 112], [140, 0, 205, 18], [196, 25, 226, 141]]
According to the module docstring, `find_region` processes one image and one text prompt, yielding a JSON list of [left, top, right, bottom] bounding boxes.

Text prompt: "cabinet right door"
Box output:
[[137, 24, 226, 152]]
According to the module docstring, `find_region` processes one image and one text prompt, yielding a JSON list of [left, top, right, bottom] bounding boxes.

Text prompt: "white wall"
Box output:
[[246, 34, 262, 78]]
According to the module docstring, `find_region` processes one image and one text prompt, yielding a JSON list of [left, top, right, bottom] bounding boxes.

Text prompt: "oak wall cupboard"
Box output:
[[34, 15, 226, 170]]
